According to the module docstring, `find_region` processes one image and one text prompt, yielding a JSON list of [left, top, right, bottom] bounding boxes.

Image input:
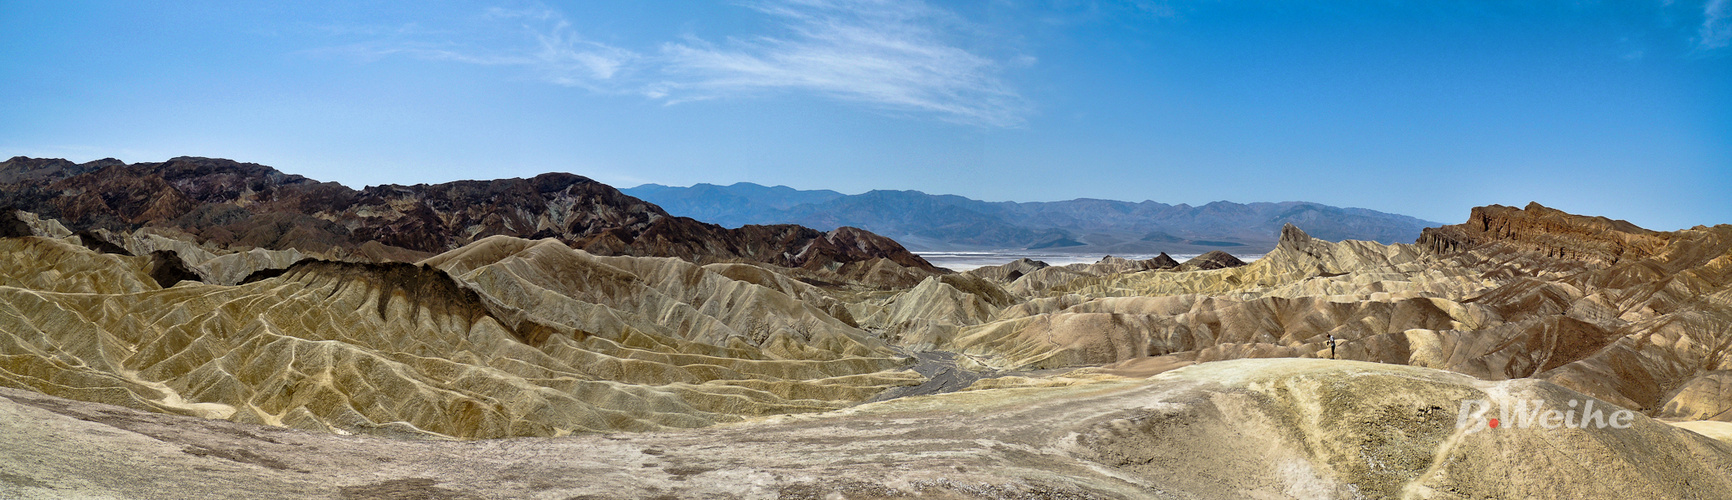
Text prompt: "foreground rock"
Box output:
[[3, 359, 1728, 499]]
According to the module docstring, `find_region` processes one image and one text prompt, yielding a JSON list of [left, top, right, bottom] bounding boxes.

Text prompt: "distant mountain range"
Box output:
[[624, 182, 1442, 254]]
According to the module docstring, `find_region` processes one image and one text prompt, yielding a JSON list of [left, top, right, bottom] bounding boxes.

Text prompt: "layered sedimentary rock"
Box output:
[[1418, 202, 1667, 264], [3, 208, 306, 286], [848, 273, 1016, 349], [0, 232, 920, 438]]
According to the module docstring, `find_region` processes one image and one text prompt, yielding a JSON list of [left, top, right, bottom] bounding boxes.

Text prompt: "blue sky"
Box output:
[[3, 1, 1728, 230]]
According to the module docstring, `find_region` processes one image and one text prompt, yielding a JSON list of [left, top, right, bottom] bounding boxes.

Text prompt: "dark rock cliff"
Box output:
[[0, 156, 939, 273]]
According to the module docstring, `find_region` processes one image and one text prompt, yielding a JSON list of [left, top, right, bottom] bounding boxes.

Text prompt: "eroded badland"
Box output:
[[2, 157, 1731, 498]]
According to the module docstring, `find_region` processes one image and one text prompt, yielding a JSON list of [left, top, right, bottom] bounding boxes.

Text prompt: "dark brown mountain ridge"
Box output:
[[0, 156, 939, 280]]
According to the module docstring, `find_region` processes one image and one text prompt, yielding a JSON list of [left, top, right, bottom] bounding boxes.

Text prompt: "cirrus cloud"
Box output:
[[1701, 0, 1731, 50], [314, 7, 639, 91], [653, 0, 1030, 127], [322, 0, 1030, 128]]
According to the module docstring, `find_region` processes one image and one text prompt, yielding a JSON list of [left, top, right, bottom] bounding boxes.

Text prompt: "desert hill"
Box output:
[[0, 227, 927, 439]]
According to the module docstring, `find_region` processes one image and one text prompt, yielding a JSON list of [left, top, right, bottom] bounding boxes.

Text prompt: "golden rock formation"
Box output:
[[0, 233, 920, 438]]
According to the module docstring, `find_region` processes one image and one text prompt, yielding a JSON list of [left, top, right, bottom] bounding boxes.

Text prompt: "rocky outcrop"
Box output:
[[1147, 251, 1181, 269], [1180, 249, 1248, 270], [964, 257, 1048, 282], [849, 274, 1018, 349], [144, 250, 202, 288], [794, 226, 934, 272], [0, 208, 72, 239], [1419, 202, 1667, 265], [0, 209, 30, 238]]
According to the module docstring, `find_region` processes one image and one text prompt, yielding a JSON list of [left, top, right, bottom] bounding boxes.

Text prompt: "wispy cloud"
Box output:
[[319, 1, 1029, 127], [318, 8, 638, 90], [485, 8, 638, 84], [654, 0, 1028, 127], [654, 0, 1018, 126], [1701, 0, 1731, 50]]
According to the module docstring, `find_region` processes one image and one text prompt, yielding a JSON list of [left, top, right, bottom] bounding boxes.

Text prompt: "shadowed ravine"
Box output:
[[861, 350, 982, 403]]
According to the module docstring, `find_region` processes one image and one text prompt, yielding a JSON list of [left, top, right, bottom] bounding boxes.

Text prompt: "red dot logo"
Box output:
[[1488, 418, 1499, 429]]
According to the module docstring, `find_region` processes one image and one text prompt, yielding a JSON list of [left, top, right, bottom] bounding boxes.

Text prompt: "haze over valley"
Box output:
[[625, 182, 1440, 257]]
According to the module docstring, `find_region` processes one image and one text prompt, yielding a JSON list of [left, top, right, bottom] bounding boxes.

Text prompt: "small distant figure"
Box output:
[[1327, 334, 1337, 360]]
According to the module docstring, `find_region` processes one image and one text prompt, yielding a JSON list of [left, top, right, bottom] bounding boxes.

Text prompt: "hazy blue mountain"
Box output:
[[623, 182, 844, 228], [624, 183, 1441, 254]]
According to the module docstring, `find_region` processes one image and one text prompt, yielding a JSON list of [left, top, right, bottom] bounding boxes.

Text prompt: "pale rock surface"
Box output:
[[2, 359, 1728, 499]]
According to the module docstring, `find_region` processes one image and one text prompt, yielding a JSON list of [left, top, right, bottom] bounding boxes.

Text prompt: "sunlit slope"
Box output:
[[0, 237, 161, 293], [0, 235, 918, 439]]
